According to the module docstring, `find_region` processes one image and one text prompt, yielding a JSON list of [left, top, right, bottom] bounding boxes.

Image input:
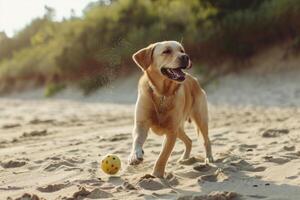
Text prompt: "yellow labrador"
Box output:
[[128, 41, 213, 178]]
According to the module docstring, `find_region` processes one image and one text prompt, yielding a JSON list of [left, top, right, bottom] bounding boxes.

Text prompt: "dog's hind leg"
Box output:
[[177, 128, 192, 160], [191, 89, 213, 163]]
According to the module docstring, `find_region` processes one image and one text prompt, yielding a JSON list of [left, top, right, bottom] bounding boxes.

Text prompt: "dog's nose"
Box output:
[[180, 54, 189, 68], [181, 54, 189, 62]]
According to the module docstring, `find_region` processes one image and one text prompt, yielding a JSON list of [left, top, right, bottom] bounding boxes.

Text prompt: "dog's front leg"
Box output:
[[128, 122, 149, 165], [152, 133, 177, 178]]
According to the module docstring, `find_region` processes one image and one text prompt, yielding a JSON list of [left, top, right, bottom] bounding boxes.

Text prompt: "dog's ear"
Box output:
[[132, 44, 155, 71]]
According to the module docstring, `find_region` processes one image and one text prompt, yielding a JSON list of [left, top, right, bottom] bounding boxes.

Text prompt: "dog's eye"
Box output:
[[180, 49, 184, 53], [162, 49, 171, 54]]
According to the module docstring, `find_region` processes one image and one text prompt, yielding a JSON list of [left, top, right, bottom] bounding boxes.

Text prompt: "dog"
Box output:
[[128, 41, 213, 178]]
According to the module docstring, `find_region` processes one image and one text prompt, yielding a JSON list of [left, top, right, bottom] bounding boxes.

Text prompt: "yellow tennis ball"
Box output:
[[101, 154, 121, 175]]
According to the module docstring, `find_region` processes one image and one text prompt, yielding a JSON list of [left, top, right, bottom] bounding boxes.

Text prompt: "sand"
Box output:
[[1, 47, 300, 200]]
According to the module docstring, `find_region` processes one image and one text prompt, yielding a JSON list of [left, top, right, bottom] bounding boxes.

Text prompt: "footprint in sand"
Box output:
[[176, 170, 203, 179], [0, 186, 24, 191], [213, 152, 243, 164], [286, 175, 298, 180], [44, 161, 75, 171], [2, 123, 21, 129], [86, 188, 113, 199], [283, 145, 295, 151], [29, 118, 55, 125], [230, 159, 266, 172], [176, 164, 215, 179], [263, 156, 290, 164], [193, 164, 213, 172], [107, 133, 130, 142], [64, 187, 113, 199], [76, 178, 104, 186], [47, 156, 61, 161], [137, 174, 166, 191], [138, 179, 165, 190], [44, 157, 85, 172], [121, 181, 137, 190], [63, 157, 85, 164], [0, 140, 8, 148], [238, 144, 258, 152], [178, 156, 204, 165], [261, 129, 289, 138], [37, 183, 68, 193], [198, 168, 229, 183], [284, 151, 300, 160], [165, 173, 179, 186], [21, 130, 48, 138], [7, 193, 44, 200], [1, 160, 26, 168]]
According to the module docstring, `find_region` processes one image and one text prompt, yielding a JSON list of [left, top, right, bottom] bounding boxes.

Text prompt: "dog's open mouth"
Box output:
[[161, 67, 186, 82]]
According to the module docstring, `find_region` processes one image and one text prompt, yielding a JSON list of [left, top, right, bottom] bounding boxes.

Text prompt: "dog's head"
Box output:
[[132, 41, 192, 82]]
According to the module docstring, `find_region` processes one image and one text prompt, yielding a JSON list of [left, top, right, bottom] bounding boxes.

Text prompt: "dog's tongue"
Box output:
[[163, 67, 186, 81], [171, 68, 185, 78], [169, 68, 185, 81]]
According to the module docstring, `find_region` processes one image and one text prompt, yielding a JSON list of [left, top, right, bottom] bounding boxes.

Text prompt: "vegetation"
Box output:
[[1, 0, 300, 95], [44, 83, 66, 97]]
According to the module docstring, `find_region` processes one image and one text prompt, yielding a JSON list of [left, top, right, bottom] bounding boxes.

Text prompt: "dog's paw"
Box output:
[[205, 155, 214, 164], [128, 149, 144, 165]]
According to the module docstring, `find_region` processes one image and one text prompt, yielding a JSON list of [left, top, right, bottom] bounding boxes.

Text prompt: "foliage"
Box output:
[[78, 74, 110, 96], [0, 0, 300, 93], [44, 83, 66, 97]]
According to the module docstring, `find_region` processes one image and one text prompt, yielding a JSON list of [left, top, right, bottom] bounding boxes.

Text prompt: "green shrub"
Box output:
[[78, 74, 110, 96], [44, 83, 66, 97]]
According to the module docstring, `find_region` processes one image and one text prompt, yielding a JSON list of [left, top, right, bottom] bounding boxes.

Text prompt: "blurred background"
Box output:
[[0, 0, 300, 97]]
